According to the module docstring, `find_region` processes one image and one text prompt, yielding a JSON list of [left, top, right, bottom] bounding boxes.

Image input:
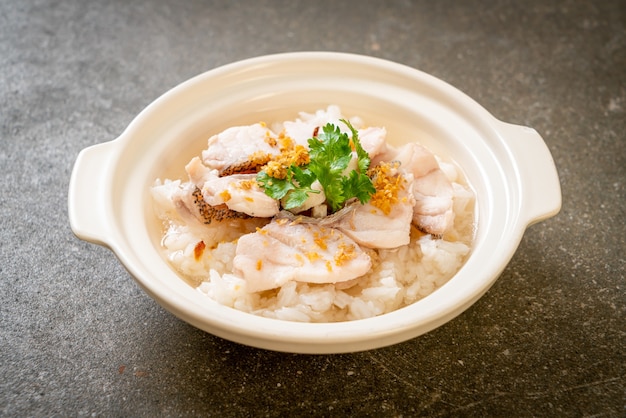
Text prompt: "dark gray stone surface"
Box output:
[[1, 0, 624, 416]]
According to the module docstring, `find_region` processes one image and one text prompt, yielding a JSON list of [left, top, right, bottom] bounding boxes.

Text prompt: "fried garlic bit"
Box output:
[[368, 161, 405, 215]]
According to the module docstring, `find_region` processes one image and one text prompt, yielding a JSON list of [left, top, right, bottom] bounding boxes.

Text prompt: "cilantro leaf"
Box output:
[[282, 188, 312, 210], [281, 165, 320, 209], [290, 165, 316, 190], [309, 124, 352, 173], [257, 120, 376, 213], [256, 171, 294, 200], [341, 118, 371, 173], [342, 170, 376, 205]]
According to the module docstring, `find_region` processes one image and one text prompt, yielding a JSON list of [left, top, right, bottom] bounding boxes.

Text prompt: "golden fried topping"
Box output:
[[368, 162, 406, 215], [265, 160, 288, 179], [219, 189, 232, 202], [278, 132, 294, 151], [334, 242, 357, 266], [237, 179, 257, 190]]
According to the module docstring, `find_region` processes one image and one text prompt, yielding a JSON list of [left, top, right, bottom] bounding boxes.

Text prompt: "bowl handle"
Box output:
[[68, 140, 116, 246], [499, 121, 562, 226]]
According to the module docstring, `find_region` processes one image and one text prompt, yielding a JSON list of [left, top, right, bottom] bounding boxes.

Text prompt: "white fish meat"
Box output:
[[381, 143, 455, 236], [233, 219, 372, 292], [184, 156, 279, 218], [169, 181, 249, 226], [412, 169, 455, 236], [185, 156, 214, 188], [202, 123, 281, 175], [330, 198, 414, 249], [281, 105, 346, 145], [377, 142, 439, 177], [201, 172, 279, 218], [357, 126, 388, 159], [325, 166, 415, 248]]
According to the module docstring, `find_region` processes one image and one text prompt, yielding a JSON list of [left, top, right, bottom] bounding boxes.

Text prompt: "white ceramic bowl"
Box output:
[[68, 52, 561, 354]]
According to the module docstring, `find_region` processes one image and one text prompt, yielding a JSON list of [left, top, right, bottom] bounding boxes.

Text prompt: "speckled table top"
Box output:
[[1, 0, 624, 416]]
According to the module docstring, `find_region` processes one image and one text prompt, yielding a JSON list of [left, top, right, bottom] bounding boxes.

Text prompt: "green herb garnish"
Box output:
[[256, 164, 318, 209], [256, 119, 376, 212]]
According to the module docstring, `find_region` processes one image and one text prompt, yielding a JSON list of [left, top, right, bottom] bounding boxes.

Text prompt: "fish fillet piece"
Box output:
[[201, 172, 279, 218], [378, 142, 439, 177], [274, 164, 415, 249], [169, 182, 249, 226], [380, 142, 455, 236], [281, 105, 346, 145], [185, 157, 214, 188], [185, 156, 279, 218], [320, 163, 415, 248], [281, 120, 320, 147], [412, 169, 455, 236], [233, 219, 372, 292], [357, 126, 388, 159], [329, 196, 414, 249], [202, 123, 281, 175]]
